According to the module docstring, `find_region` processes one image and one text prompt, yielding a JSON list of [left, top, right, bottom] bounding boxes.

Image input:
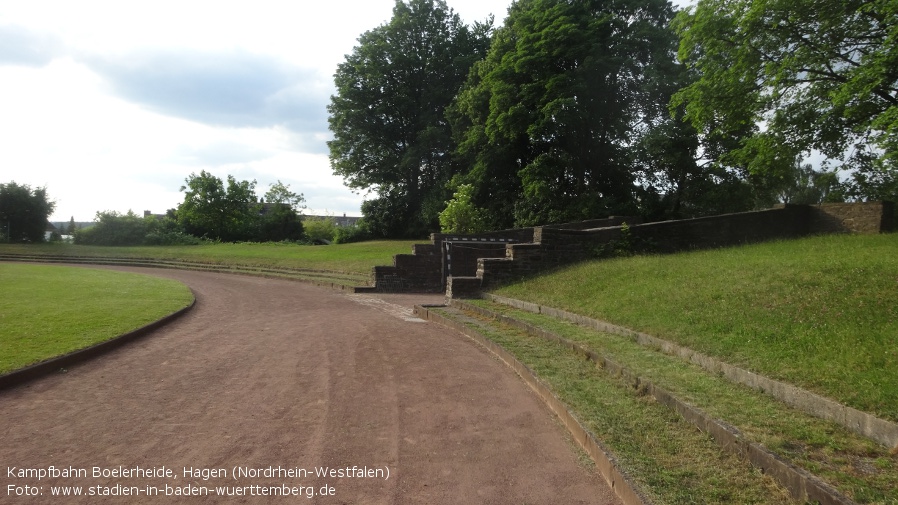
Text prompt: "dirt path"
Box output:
[[2, 267, 619, 504]]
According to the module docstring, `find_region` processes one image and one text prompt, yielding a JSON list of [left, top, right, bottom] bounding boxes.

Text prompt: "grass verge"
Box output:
[[493, 233, 898, 422], [0, 240, 417, 277], [0, 264, 194, 374], [432, 306, 793, 505], [462, 299, 898, 504]]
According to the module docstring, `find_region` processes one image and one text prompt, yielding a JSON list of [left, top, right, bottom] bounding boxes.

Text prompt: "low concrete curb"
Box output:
[[484, 293, 898, 451], [413, 304, 652, 505], [450, 300, 857, 505], [0, 295, 196, 391]]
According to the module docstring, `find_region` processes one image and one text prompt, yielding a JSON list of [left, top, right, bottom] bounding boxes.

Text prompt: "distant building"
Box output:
[[44, 222, 59, 241], [144, 210, 167, 220], [303, 213, 362, 227], [334, 213, 361, 227]]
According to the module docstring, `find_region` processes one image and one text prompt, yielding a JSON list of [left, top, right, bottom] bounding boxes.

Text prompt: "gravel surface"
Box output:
[[2, 267, 619, 504]]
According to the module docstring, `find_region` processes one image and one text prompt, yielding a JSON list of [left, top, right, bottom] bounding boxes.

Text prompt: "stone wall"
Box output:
[[541, 216, 641, 230], [628, 206, 810, 254], [445, 243, 508, 277], [369, 228, 534, 293], [805, 201, 895, 234], [369, 243, 441, 293], [366, 202, 894, 294], [474, 202, 894, 292]]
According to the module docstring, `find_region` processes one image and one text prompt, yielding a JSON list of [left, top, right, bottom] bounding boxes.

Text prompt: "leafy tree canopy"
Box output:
[[449, 0, 684, 227], [264, 180, 306, 212], [328, 0, 493, 237], [672, 0, 898, 200], [439, 184, 487, 233], [0, 181, 55, 243], [177, 170, 261, 242]]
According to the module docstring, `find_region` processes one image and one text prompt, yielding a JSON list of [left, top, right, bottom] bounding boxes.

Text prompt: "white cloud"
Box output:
[[0, 23, 63, 66], [0, 0, 513, 222]]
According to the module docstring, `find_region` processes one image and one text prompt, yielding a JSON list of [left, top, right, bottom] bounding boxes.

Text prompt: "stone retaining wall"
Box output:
[[474, 202, 894, 290], [366, 202, 894, 293]]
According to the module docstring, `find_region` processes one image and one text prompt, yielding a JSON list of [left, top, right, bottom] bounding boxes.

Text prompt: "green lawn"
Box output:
[[0, 240, 418, 276], [494, 233, 898, 421], [438, 306, 795, 504], [0, 264, 194, 374], [459, 299, 898, 503]]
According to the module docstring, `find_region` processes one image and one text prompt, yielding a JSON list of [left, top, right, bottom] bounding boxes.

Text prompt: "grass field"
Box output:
[[456, 299, 898, 503], [0, 264, 194, 374], [0, 240, 418, 276], [493, 233, 898, 422], [437, 306, 796, 504]]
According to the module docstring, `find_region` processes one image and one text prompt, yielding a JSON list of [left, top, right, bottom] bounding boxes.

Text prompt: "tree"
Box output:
[[302, 216, 336, 243], [672, 0, 898, 200], [328, 0, 493, 237], [258, 181, 305, 242], [177, 171, 260, 241], [439, 184, 487, 233], [775, 158, 847, 205], [66, 216, 76, 235], [449, 0, 683, 226], [0, 182, 55, 243], [264, 180, 305, 212]]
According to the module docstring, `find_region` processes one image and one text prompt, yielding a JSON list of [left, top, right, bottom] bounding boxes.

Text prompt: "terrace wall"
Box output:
[[361, 202, 894, 295], [368, 228, 534, 293]]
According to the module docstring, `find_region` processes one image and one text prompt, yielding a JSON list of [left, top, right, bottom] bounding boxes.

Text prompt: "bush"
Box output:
[[303, 216, 337, 243], [439, 184, 487, 234], [333, 220, 372, 244], [143, 229, 206, 245], [75, 211, 148, 246]]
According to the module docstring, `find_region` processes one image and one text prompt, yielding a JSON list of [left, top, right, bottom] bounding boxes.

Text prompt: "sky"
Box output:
[[0, 0, 513, 222]]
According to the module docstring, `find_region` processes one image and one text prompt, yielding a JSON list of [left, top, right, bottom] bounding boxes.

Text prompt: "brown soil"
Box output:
[[1, 267, 620, 504]]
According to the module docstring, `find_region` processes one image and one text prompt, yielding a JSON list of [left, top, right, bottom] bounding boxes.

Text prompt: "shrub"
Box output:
[[75, 211, 148, 246], [333, 220, 372, 244], [439, 184, 487, 234], [303, 216, 337, 243], [143, 229, 206, 245]]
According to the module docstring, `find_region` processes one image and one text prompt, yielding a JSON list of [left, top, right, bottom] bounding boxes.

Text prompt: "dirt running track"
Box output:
[[2, 266, 620, 504]]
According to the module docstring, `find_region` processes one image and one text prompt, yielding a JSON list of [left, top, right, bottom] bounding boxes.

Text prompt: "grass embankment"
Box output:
[[457, 299, 898, 503], [0, 240, 417, 277], [437, 306, 794, 504], [494, 233, 898, 422], [0, 264, 194, 374]]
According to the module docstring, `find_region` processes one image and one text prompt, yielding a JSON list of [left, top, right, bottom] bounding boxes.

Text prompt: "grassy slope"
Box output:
[[0, 240, 418, 276], [463, 299, 898, 503], [444, 307, 796, 504], [0, 264, 194, 374], [494, 233, 898, 421]]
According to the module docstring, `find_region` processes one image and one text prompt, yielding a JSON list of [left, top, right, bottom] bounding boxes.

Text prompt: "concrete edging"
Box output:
[[483, 293, 898, 451], [0, 295, 196, 391], [413, 304, 652, 505], [451, 299, 857, 505]]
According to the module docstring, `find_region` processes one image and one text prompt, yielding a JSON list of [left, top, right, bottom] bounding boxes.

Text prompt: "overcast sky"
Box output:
[[0, 0, 513, 222]]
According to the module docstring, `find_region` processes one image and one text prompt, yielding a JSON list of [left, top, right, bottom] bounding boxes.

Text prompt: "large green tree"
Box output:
[[0, 182, 55, 243], [449, 0, 685, 227], [672, 0, 898, 201], [328, 0, 492, 237], [177, 171, 260, 242]]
